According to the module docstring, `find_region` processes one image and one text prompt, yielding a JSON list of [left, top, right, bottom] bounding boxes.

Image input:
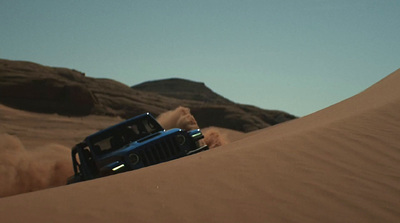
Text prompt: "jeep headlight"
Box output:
[[190, 130, 204, 141], [129, 153, 140, 165], [175, 134, 186, 145]]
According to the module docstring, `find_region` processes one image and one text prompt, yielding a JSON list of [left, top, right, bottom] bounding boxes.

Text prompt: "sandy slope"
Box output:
[[0, 104, 124, 148], [0, 106, 124, 197], [0, 105, 231, 197], [1, 69, 400, 222]]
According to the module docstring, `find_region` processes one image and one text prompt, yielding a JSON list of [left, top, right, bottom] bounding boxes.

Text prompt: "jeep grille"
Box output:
[[137, 137, 182, 166]]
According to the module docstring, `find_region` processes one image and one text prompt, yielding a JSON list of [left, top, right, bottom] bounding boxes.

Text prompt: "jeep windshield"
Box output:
[[86, 115, 163, 155]]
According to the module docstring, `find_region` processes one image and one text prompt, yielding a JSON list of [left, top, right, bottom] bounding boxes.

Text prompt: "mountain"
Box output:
[[133, 78, 297, 131], [0, 59, 176, 117], [133, 78, 233, 104], [0, 59, 296, 132]]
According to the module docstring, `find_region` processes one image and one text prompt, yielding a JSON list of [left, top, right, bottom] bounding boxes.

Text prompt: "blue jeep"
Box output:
[[67, 113, 208, 184]]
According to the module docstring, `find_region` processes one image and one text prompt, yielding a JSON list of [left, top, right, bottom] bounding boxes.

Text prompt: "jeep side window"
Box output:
[[82, 148, 97, 176], [141, 117, 162, 134], [73, 150, 81, 171], [76, 152, 81, 164], [125, 120, 156, 141], [123, 125, 140, 143], [88, 116, 162, 156], [93, 137, 112, 153], [110, 135, 124, 149]]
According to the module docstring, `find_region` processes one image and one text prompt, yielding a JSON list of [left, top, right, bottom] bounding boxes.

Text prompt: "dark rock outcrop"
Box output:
[[0, 59, 296, 132], [133, 78, 233, 104], [0, 59, 175, 117], [0, 60, 95, 115], [133, 78, 296, 132]]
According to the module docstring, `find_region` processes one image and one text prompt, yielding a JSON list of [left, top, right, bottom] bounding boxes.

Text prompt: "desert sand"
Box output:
[[1, 68, 400, 222]]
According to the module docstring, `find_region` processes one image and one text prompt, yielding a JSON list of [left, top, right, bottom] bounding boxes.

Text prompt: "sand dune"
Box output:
[[0, 105, 228, 197], [0, 106, 122, 197], [0, 134, 72, 197], [0, 69, 400, 222]]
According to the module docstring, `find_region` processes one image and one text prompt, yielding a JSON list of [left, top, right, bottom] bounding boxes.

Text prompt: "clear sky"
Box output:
[[1, 0, 399, 116]]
